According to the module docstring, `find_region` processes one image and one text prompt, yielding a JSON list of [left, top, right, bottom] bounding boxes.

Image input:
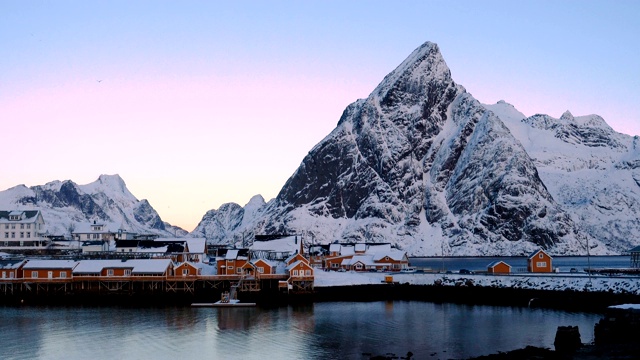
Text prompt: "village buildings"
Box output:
[[322, 242, 410, 272], [0, 210, 48, 250]]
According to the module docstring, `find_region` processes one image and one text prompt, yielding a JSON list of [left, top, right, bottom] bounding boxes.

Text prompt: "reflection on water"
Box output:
[[0, 302, 601, 360]]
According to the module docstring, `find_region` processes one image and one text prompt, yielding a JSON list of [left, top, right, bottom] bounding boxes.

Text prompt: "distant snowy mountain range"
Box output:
[[0, 174, 187, 238], [2, 41, 638, 256]]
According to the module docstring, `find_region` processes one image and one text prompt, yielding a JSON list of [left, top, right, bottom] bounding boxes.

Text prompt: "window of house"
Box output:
[[182, 269, 189, 276], [305, 270, 311, 276], [60, 272, 66, 278], [32, 271, 38, 278], [4, 225, 7, 229], [1, 271, 5, 278], [355, 263, 362, 270], [258, 267, 264, 273], [292, 270, 299, 276], [236, 268, 242, 274], [26, 232, 30, 238], [11, 224, 15, 229], [331, 263, 338, 268], [107, 269, 114, 276], [4, 233, 7, 238], [20, 232, 24, 238], [20, 224, 24, 229], [10, 232, 14, 238], [124, 269, 131, 276], [227, 266, 234, 271], [27, 224, 31, 229], [539, 253, 544, 259], [536, 261, 547, 267]]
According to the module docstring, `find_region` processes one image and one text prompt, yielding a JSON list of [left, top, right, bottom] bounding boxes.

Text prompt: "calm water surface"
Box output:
[[0, 302, 602, 360]]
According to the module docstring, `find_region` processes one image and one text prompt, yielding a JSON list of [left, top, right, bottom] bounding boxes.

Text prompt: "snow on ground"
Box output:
[[314, 270, 640, 295]]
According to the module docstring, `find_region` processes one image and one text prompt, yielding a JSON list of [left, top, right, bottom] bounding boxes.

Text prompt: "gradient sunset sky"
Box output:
[[2, 1, 639, 232]]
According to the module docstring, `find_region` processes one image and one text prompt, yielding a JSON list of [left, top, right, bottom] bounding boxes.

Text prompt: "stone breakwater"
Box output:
[[314, 270, 640, 295]]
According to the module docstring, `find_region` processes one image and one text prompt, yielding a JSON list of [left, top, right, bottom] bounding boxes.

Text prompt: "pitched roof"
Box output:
[[285, 260, 311, 271], [0, 259, 26, 269], [0, 210, 41, 223], [372, 249, 406, 261], [343, 255, 376, 266], [528, 249, 553, 259], [73, 259, 172, 274], [23, 259, 78, 269], [252, 258, 277, 268], [487, 260, 511, 268]]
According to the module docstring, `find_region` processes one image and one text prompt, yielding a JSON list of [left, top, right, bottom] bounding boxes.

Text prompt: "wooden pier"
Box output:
[[0, 274, 292, 299]]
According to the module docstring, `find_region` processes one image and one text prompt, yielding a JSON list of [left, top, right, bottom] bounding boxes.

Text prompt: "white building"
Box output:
[[0, 210, 48, 250]]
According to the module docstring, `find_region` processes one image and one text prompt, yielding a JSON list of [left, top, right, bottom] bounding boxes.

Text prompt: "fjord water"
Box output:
[[0, 302, 601, 360]]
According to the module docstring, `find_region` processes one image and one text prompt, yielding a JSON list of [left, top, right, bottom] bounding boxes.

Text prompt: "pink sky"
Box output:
[[1, 1, 638, 231]]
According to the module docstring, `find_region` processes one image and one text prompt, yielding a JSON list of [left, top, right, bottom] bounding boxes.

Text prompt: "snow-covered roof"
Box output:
[[343, 255, 376, 266], [251, 236, 299, 253], [0, 210, 40, 223], [341, 246, 355, 256], [185, 238, 206, 253], [372, 249, 406, 262], [366, 244, 392, 254], [72, 259, 172, 274], [225, 249, 239, 260], [285, 260, 311, 271], [487, 260, 511, 268], [73, 222, 119, 234], [528, 249, 553, 259], [130, 259, 172, 274], [23, 259, 78, 269], [0, 259, 26, 269], [252, 258, 277, 268], [355, 243, 366, 252], [329, 243, 341, 252], [137, 245, 168, 253]]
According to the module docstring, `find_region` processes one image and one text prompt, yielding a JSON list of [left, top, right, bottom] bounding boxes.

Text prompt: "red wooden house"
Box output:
[[251, 258, 277, 275], [22, 260, 77, 280], [487, 260, 511, 274], [174, 261, 201, 277], [216, 249, 249, 275], [0, 259, 26, 279], [528, 249, 553, 273]]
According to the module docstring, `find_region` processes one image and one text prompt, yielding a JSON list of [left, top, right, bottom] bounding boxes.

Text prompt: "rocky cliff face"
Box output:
[[192, 41, 634, 256]]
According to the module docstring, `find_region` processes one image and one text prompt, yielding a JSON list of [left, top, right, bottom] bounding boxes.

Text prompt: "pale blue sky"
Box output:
[[1, 1, 639, 230]]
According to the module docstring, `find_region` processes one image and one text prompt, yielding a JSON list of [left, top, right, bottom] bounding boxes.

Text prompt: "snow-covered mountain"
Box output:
[[191, 41, 639, 256], [0, 174, 186, 238]]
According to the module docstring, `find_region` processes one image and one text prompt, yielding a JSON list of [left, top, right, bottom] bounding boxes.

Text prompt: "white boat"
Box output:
[[401, 267, 417, 273]]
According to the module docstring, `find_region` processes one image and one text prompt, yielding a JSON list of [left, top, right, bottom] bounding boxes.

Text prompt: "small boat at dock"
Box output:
[[191, 282, 256, 307]]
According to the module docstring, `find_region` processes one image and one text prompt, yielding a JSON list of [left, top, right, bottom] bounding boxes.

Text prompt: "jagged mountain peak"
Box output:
[[80, 174, 136, 202], [560, 110, 574, 122], [371, 41, 464, 112], [187, 40, 635, 256]]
